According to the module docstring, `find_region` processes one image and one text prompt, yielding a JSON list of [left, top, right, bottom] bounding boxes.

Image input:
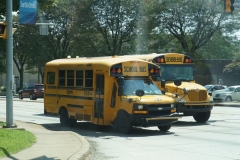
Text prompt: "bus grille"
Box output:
[[187, 90, 207, 101], [147, 104, 171, 116]]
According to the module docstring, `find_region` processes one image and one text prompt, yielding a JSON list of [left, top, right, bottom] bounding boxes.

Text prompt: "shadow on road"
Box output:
[[41, 121, 176, 138]]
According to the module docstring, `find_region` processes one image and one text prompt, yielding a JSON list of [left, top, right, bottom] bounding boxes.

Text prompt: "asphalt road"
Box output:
[[0, 98, 239, 160]]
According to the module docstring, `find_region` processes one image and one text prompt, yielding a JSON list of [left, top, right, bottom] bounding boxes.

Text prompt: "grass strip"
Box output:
[[0, 121, 36, 158]]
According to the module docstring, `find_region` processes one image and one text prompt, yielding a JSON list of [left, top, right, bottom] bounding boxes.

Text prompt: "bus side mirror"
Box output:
[[136, 89, 145, 97], [117, 76, 124, 86], [174, 80, 182, 86], [118, 86, 124, 96], [161, 80, 165, 88]]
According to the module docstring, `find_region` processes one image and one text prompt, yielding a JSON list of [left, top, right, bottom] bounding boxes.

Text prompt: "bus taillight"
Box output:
[[156, 58, 165, 63], [185, 58, 193, 63], [111, 67, 122, 73], [111, 68, 116, 73], [117, 68, 122, 73], [184, 55, 193, 63], [149, 68, 159, 74]]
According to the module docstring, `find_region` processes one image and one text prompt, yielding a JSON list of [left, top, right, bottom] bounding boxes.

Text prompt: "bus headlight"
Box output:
[[209, 96, 213, 102], [138, 105, 144, 110], [133, 104, 148, 114], [176, 97, 186, 103]]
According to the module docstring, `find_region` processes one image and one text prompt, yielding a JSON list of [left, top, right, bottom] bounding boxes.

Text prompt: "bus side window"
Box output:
[[85, 70, 93, 87], [67, 70, 74, 86], [47, 72, 55, 84], [58, 70, 65, 86], [76, 70, 83, 86], [110, 82, 117, 108]]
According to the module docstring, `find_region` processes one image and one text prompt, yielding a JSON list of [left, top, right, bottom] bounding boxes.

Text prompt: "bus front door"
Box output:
[[44, 67, 58, 114], [94, 74, 104, 125]]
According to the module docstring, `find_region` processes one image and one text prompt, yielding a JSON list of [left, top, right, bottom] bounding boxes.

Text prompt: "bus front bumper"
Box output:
[[130, 113, 180, 127], [176, 102, 214, 113]]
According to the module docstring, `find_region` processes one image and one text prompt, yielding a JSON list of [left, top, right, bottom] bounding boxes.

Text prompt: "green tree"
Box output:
[[223, 61, 240, 77], [23, 0, 76, 86], [0, 0, 58, 79], [72, 0, 141, 56], [195, 31, 240, 60], [13, 25, 39, 89], [146, 0, 240, 58]]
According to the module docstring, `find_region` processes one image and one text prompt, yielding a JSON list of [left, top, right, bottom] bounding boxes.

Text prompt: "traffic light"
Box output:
[[225, 0, 234, 13], [0, 22, 7, 39]]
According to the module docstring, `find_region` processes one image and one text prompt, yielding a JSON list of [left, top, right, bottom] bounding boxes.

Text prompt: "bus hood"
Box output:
[[164, 81, 209, 102], [122, 95, 175, 104], [166, 82, 206, 91]]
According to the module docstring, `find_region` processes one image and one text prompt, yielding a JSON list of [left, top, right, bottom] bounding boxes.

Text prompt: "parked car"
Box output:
[[18, 84, 44, 100], [204, 84, 227, 96], [212, 85, 240, 102]]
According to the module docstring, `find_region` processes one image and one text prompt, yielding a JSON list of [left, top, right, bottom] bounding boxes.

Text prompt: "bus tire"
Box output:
[[193, 111, 211, 123], [60, 109, 69, 127], [158, 125, 171, 132], [117, 111, 132, 134]]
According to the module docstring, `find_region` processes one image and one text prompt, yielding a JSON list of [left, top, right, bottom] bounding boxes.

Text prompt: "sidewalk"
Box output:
[[0, 118, 91, 160]]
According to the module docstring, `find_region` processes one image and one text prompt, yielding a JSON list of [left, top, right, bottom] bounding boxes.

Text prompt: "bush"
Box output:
[[0, 86, 6, 92]]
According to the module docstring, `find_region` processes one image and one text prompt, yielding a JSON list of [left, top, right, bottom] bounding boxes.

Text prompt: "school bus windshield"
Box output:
[[123, 79, 162, 96], [155, 65, 194, 81]]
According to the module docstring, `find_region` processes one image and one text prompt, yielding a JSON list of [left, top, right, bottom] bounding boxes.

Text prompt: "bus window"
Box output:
[[85, 70, 93, 87], [159, 65, 194, 81], [123, 79, 162, 96], [59, 70, 65, 86], [67, 70, 74, 86], [76, 70, 83, 86], [47, 72, 55, 84]]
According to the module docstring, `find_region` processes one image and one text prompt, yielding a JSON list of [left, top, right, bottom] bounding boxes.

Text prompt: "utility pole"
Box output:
[[4, 0, 16, 128]]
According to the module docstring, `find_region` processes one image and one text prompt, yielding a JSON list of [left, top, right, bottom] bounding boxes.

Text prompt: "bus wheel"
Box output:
[[60, 109, 69, 126], [193, 111, 211, 123], [158, 125, 171, 132], [117, 111, 132, 134]]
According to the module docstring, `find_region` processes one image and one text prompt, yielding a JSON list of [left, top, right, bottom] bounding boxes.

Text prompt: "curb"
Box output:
[[69, 132, 91, 160]]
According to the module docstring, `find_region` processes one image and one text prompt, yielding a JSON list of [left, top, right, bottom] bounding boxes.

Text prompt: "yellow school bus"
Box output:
[[44, 56, 180, 133], [121, 53, 214, 123]]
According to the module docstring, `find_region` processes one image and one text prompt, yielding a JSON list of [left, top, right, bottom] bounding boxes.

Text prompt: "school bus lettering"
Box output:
[[124, 66, 147, 73], [67, 90, 73, 94], [84, 91, 92, 96], [124, 66, 138, 72], [139, 66, 146, 72], [166, 57, 182, 62]]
